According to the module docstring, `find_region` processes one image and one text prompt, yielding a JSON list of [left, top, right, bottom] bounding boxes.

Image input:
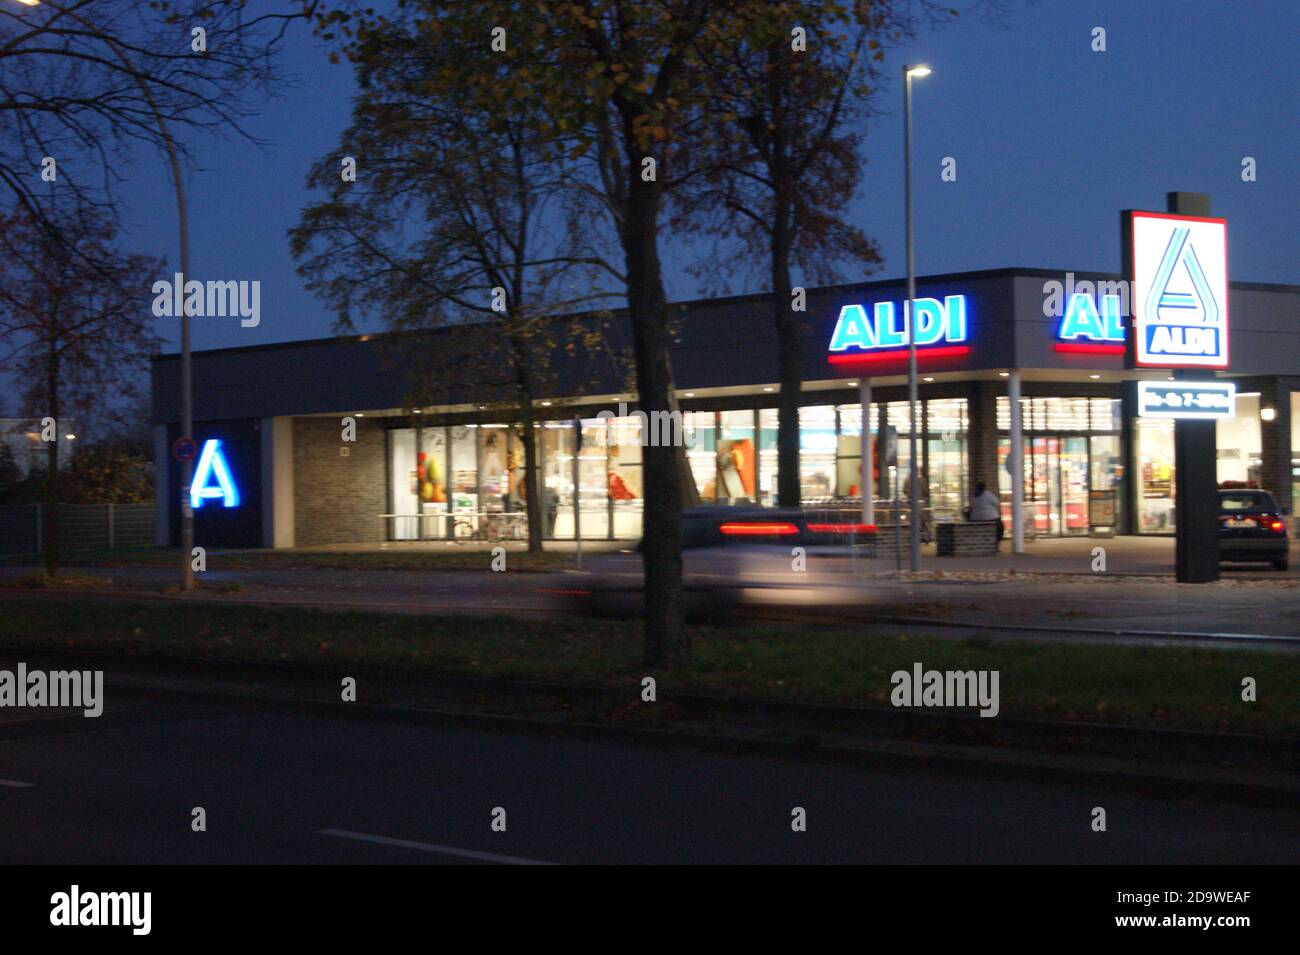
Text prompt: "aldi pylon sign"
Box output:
[[1125, 211, 1230, 369]]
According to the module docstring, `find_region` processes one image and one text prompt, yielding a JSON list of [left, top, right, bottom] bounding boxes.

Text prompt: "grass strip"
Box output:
[[0, 596, 1294, 736]]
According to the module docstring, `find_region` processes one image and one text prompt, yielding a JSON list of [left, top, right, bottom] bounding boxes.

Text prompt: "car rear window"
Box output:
[[1219, 491, 1278, 512]]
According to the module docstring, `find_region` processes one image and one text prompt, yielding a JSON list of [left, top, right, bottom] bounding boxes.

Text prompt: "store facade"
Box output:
[[151, 268, 1300, 548]]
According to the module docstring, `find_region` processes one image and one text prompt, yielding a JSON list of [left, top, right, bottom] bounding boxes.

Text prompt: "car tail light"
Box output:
[[1268, 519, 1286, 533], [719, 521, 800, 536], [806, 523, 878, 534]]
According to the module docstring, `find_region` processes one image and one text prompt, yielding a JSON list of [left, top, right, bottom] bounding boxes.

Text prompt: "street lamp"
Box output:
[[16, 0, 195, 590], [903, 63, 930, 572]]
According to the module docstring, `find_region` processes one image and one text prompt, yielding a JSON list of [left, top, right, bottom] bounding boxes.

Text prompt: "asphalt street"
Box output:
[[3, 559, 1299, 641], [0, 691, 1295, 864]]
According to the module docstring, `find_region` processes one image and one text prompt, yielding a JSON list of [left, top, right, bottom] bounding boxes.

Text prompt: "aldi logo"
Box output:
[[1128, 211, 1229, 369]]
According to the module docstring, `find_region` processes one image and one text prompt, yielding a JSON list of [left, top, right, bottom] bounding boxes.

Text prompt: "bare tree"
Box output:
[[0, 0, 310, 232], [0, 200, 160, 573]]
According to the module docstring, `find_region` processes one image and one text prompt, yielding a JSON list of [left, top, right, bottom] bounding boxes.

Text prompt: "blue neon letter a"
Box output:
[[190, 439, 240, 509]]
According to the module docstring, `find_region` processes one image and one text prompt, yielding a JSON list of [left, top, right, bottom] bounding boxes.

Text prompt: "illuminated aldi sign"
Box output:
[[828, 295, 970, 366], [1056, 292, 1126, 353], [1137, 380, 1236, 420], [1127, 211, 1229, 369], [190, 438, 241, 509]]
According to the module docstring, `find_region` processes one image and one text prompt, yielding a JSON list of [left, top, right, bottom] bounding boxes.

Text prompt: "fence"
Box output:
[[0, 503, 155, 556]]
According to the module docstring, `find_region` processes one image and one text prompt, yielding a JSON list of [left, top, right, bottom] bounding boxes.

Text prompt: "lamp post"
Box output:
[[18, 0, 194, 589], [903, 63, 930, 573]]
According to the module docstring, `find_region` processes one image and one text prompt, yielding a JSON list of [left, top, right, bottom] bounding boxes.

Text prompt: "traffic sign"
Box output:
[[172, 436, 196, 462]]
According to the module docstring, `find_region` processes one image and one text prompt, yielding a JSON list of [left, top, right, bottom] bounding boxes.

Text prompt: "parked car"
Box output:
[[547, 506, 878, 622], [1218, 489, 1289, 571]]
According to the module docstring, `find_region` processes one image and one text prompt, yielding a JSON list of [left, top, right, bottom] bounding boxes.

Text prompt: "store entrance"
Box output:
[[1022, 435, 1090, 536]]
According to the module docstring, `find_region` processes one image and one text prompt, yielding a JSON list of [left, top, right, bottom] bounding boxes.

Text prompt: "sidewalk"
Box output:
[[282, 533, 1297, 577], [2, 536, 1297, 638]]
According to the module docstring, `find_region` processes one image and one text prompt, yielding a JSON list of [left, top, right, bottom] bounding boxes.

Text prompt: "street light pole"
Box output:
[[19, 0, 194, 589], [903, 64, 930, 573]]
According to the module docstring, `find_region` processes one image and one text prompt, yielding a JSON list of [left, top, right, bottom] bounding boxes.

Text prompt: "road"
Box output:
[[0, 691, 1294, 864], [4, 558, 1300, 642]]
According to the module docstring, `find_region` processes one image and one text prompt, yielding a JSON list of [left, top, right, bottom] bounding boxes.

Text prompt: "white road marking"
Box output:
[[317, 828, 555, 865], [0, 779, 35, 788]]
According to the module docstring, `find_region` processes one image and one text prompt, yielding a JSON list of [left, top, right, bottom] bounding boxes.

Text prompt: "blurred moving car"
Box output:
[[547, 506, 878, 622], [1218, 489, 1289, 571]]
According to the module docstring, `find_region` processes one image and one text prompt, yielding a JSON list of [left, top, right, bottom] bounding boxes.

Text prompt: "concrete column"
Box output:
[[1009, 370, 1025, 554], [860, 378, 873, 525], [153, 424, 170, 547], [261, 416, 295, 548]]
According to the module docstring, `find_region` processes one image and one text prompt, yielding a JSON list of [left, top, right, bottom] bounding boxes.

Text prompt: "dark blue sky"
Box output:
[[5, 0, 1297, 415]]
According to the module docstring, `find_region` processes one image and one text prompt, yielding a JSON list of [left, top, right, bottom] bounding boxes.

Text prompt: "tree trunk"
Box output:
[[519, 419, 544, 554], [623, 163, 686, 668], [772, 203, 802, 510], [508, 333, 546, 555], [669, 388, 701, 508], [767, 43, 802, 511]]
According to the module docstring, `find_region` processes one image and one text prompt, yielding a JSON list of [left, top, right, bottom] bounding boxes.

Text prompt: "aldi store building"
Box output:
[[151, 266, 1300, 549]]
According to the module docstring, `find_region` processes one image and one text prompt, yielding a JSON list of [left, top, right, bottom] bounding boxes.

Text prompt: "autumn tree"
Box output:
[[667, 5, 902, 507], [0, 201, 160, 572], [309, 0, 954, 666], [292, 3, 624, 553]]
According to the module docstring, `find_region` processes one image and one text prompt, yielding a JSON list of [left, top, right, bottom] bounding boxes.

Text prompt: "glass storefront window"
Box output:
[[1090, 398, 1121, 431], [506, 426, 533, 512], [1292, 392, 1300, 512], [420, 427, 450, 538], [1044, 397, 1091, 431], [835, 405, 864, 499], [684, 411, 717, 502], [478, 425, 509, 510], [448, 424, 478, 537], [1135, 416, 1175, 533], [758, 409, 778, 506], [885, 401, 913, 433], [925, 399, 967, 517], [799, 405, 837, 502], [541, 421, 574, 539], [577, 418, 610, 539], [1216, 393, 1261, 486], [1090, 434, 1124, 531], [389, 428, 419, 540], [717, 410, 757, 503], [607, 414, 643, 538], [387, 426, 451, 540]]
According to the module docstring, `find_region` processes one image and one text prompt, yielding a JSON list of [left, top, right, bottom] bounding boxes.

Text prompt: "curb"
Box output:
[[5, 585, 1298, 647]]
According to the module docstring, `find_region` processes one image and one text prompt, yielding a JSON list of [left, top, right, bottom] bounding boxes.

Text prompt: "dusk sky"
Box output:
[[4, 0, 1298, 413]]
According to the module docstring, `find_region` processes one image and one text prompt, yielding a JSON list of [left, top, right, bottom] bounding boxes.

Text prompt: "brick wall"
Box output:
[[293, 417, 388, 546], [966, 381, 1000, 493]]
